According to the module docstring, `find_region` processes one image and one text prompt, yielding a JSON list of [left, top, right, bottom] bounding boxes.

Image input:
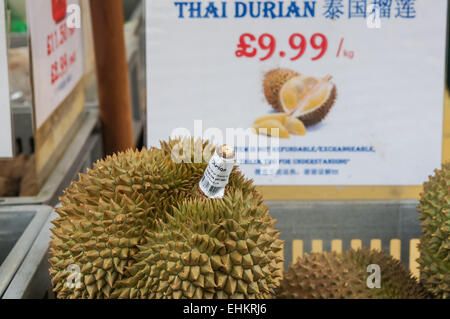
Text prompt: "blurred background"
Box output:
[[1, 0, 146, 204]]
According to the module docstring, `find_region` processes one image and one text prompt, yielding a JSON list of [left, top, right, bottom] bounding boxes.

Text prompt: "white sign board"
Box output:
[[0, 0, 13, 158], [27, 0, 83, 129], [146, 0, 448, 186]]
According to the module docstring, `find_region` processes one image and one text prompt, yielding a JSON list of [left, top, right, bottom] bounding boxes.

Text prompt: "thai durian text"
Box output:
[[173, 1, 417, 20]]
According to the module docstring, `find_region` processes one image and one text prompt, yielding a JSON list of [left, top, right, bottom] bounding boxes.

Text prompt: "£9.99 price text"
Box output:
[[235, 32, 328, 61]]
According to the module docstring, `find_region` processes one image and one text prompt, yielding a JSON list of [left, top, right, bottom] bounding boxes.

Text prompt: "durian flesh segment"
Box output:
[[284, 117, 306, 136], [303, 87, 329, 112], [281, 77, 306, 111], [253, 113, 289, 126], [281, 75, 329, 112], [252, 119, 290, 139], [252, 114, 306, 137]]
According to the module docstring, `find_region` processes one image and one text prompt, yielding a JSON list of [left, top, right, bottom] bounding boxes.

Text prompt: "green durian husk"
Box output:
[[49, 138, 283, 299], [277, 248, 430, 299], [417, 164, 450, 299], [263, 68, 300, 112]]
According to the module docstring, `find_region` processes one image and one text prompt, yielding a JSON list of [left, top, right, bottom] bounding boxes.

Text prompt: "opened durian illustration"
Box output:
[[277, 248, 429, 299], [253, 68, 337, 138], [49, 138, 284, 299]]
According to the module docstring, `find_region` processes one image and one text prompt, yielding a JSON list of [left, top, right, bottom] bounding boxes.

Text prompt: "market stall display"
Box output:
[[0, 0, 449, 303], [48, 138, 283, 299], [145, 0, 448, 200]]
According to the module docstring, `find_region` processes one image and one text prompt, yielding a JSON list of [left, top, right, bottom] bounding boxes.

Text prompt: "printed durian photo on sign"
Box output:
[[146, 0, 448, 188], [253, 69, 337, 139]]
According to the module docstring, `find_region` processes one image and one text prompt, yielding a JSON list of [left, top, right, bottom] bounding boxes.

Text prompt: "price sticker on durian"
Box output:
[[146, 0, 449, 199]]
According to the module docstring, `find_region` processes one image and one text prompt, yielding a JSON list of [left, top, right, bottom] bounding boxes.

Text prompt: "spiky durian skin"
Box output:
[[278, 248, 429, 299], [263, 68, 300, 112], [417, 164, 450, 299], [49, 138, 283, 299], [121, 190, 283, 299]]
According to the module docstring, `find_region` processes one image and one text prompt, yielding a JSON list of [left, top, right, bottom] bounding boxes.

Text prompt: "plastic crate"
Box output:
[[2, 200, 424, 299], [269, 200, 423, 278], [1, 108, 102, 207], [0, 205, 53, 298]]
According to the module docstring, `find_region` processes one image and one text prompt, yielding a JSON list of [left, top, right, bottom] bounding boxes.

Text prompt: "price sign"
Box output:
[[27, 0, 83, 129], [236, 32, 329, 61], [146, 0, 448, 199], [0, 0, 13, 158]]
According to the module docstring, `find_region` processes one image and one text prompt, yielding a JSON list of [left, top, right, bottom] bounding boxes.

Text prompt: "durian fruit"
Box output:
[[278, 248, 429, 299], [253, 113, 289, 126], [284, 116, 306, 136], [49, 138, 283, 299], [263, 68, 300, 112], [417, 164, 450, 299], [252, 119, 291, 139], [263, 69, 337, 126], [252, 114, 306, 138], [122, 189, 284, 299]]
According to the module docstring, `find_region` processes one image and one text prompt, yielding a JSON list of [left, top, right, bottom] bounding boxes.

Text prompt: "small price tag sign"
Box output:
[[27, 0, 83, 129], [146, 0, 449, 199], [0, 0, 13, 158], [26, 0, 85, 187]]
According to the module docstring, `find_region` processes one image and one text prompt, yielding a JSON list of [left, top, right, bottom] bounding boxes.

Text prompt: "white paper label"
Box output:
[[27, 0, 83, 128], [0, 0, 13, 158], [200, 152, 235, 198], [146, 0, 448, 186]]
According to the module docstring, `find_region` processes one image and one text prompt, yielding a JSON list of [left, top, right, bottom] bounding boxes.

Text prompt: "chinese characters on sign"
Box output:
[[172, 0, 417, 19], [147, 0, 447, 186]]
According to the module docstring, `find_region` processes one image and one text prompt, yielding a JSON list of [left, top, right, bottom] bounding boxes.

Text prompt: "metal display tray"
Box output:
[[0, 205, 53, 298], [2, 200, 424, 299], [1, 108, 102, 207]]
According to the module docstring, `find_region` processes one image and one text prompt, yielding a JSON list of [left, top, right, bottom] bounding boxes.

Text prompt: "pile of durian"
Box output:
[[49, 138, 284, 299], [276, 163, 450, 300], [49, 138, 449, 299], [278, 248, 430, 299]]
